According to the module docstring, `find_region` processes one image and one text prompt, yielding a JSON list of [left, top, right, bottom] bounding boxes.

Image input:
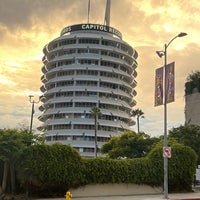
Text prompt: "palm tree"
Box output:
[[90, 107, 102, 158], [131, 109, 145, 133]]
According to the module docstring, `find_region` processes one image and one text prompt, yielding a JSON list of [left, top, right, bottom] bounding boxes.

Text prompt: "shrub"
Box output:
[[18, 144, 84, 196], [17, 141, 197, 196], [147, 141, 197, 192]]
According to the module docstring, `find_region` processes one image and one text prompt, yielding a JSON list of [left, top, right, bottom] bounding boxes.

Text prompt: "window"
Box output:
[[54, 124, 71, 130], [102, 40, 117, 47], [57, 70, 74, 76], [78, 38, 99, 44], [76, 70, 98, 76], [55, 102, 73, 108], [57, 81, 74, 87], [56, 91, 73, 97], [58, 49, 76, 56], [78, 59, 98, 65], [59, 39, 76, 46], [76, 81, 97, 86], [100, 61, 118, 68]]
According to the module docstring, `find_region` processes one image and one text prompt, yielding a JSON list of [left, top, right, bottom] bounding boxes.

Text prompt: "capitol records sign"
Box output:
[[60, 24, 122, 39]]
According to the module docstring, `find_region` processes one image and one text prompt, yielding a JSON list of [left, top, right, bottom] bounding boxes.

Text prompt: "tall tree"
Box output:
[[90, 107, 102, 158], [131, 109, 145, 133], [0, 128, 41, 194], [168, 124, 200, 164], [0, 129, 24, 193], [101, 131, 160, 159], [185, 70, 200, 94]]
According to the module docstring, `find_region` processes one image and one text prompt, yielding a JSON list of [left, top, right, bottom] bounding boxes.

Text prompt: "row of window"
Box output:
[[46, 135, 109, 143], [47, 113, 130, 123], [52, 91, 131, 102], [48, 48, 133, 65], [45, 102, 131, 115], [50, 38, 134, 57], [47, 59, 133, 75], [46, 79, 131, 92], [46, 70, 132, 85], [46, 124, 125, 132]]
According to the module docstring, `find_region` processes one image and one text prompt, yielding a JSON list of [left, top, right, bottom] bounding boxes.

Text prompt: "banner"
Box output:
[[155, 67, 164, 106], [166, 62, 175, 103]]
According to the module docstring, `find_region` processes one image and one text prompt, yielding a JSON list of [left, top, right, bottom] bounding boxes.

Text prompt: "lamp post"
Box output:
[[29, 95, 40, 133], [156, 32, 187, 199]]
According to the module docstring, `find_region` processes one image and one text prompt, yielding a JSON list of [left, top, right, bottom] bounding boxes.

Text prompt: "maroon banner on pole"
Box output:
[[155, 67, 164, 106], [166, 62, 175, 104]]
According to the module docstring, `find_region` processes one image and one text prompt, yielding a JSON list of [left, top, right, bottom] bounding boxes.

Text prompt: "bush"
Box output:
[[16, 142, 197, 197], [17, 144, 84, 196], [147, 140, 197, 192], [83, 158, 134, 184]]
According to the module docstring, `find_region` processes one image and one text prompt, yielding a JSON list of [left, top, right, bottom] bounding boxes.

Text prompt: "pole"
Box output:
[[156, 32, 187, 199], [29, 95, 39, 134], [94, 115, 97, 158], [163, 44, 168, 199], [30, 102, 34, 133]]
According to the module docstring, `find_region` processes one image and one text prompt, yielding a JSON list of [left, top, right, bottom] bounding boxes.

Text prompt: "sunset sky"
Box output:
[[0, 0, 199, 136]]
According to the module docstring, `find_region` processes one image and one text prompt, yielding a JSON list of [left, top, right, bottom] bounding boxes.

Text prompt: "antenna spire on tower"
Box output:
[[87, 0, 91, 23], [104, 0, 111, 26]]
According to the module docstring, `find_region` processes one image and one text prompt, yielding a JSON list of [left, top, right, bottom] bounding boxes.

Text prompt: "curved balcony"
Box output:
[[39, 104, 45, 112], [132, 70, 137, 78], [41, 74, 48, 83], [132, 89, 137, 96], [41, 65, 48, 74], [40, 85, 46, 93], [131, 79, 137, 88], [130, 99, 137, 107]]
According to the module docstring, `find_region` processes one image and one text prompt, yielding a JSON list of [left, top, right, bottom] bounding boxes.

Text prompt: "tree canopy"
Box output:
[[147, 138, 197, 191], [168, 124, 200, 164], [185, 70, 200, 94], [101, 131, 160, 159], [0, 128, 44, 194], [131, 109, 145, 132]]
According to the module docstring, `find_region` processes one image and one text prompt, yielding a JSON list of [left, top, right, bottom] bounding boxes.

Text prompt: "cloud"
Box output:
[[0, 0, 199, 135]]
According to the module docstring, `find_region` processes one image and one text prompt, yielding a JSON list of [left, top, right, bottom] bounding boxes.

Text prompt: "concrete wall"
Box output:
[[185, 92, 200, 125], [69, 183, 163, 197]]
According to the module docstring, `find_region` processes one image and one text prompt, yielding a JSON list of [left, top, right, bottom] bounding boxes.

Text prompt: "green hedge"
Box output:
[[17, 142, 197, 196], [17, 143, 84, 195], [147, 141, 197, 191]]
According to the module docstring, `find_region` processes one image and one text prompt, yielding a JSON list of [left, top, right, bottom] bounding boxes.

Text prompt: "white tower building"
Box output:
[[38, 23, 138, 157]]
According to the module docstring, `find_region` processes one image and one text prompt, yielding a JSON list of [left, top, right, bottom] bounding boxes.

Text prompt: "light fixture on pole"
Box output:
[[156, 32, 187, 199], [29, 95, 40, 133]]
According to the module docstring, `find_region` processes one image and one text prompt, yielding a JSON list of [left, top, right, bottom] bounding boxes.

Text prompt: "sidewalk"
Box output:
[[36, 191, 200, 200]]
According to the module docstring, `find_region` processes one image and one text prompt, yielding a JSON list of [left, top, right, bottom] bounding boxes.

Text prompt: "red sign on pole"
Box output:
[[163, 147, 171, 158]]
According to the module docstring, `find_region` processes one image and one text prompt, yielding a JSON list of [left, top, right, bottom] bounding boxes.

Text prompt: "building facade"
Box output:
[[185, 88, 200, 125], [38, 24, 138, 157]]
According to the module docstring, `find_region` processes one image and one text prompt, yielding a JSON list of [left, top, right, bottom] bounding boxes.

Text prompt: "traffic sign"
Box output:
[[163, 146, 171, 158]]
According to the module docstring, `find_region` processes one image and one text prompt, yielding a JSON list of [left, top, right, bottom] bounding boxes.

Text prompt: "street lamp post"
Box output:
[[156, 32, 187, 199], [29, 95, 40, 133]]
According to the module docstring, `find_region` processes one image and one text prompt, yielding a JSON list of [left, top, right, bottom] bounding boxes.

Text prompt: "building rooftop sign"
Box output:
[[60, 24, 122, 39]]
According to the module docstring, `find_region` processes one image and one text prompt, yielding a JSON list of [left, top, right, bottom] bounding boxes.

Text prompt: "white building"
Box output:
[[38, 23, 138, 157]]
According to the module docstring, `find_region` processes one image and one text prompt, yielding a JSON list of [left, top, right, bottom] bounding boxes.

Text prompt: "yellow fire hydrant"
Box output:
[[65, 191, 72, 200]]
